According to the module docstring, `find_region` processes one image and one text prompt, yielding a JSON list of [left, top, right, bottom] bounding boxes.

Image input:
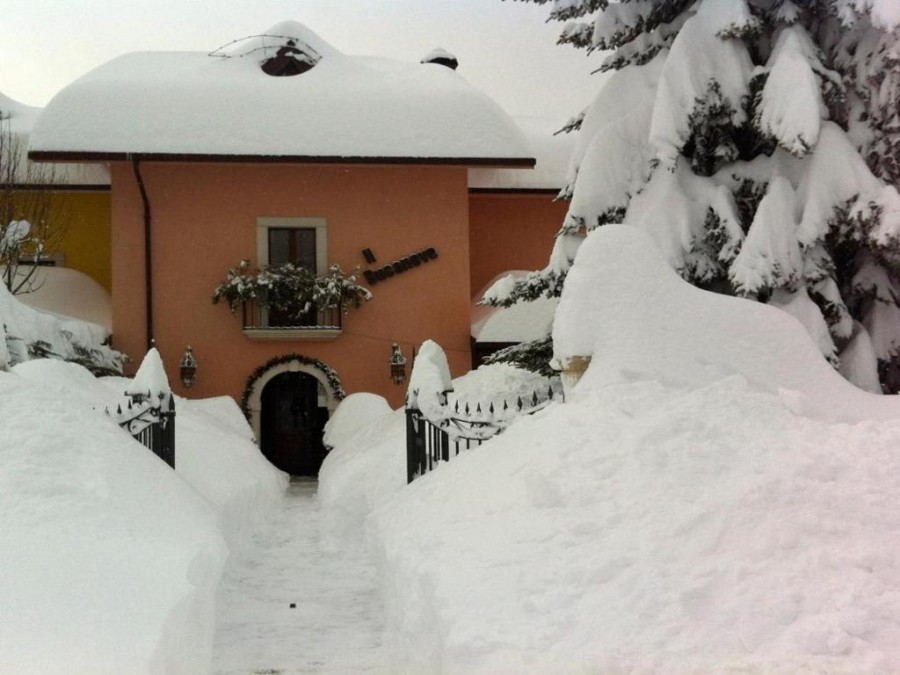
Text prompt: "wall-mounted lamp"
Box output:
[[390, 343, 408, 386], [179, 345, 198, 388]]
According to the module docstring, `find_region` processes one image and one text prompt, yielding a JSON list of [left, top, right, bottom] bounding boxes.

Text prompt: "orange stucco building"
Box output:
[[108, 161, 476, 409], [469, 190, 568, 294], [28, 22, 570, 475]]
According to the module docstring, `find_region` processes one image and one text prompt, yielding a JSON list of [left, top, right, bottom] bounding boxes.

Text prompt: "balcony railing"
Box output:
[[240, 300, 343, 340]]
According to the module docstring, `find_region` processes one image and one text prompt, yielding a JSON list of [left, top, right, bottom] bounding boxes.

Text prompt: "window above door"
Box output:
[[244, 216, 340, 340], [256, 216, 327, 273]]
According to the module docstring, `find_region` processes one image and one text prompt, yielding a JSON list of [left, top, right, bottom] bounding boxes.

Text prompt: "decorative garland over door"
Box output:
[[241, 353, 345, 438]]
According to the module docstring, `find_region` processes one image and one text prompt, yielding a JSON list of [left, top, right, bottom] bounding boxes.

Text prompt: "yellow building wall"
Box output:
[[52, 190, 111, 291]]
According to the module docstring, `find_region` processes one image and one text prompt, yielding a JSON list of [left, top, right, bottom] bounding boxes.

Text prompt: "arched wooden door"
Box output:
[[260, 371, 329, 476]]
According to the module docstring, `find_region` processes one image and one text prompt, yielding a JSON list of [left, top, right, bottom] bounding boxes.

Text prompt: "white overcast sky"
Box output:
[[1, 0, 604, 125]]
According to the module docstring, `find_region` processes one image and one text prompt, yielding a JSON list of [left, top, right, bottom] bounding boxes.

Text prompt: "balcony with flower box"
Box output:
[[213, 260, 371, 341]]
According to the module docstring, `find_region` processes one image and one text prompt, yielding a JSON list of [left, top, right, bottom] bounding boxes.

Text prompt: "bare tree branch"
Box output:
[[0, 110, 68, 295]]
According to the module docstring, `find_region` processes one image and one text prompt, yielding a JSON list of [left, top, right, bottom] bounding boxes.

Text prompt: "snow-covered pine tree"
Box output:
[[491, 0, 900, 392]]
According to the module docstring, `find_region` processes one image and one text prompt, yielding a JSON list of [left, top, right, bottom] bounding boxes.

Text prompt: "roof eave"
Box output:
[[468, 187, 561, 195], [28, 150, 536, 169], [0, 182, 110, 192]]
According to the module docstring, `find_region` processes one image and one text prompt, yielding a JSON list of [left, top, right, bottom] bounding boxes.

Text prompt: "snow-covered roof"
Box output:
[[13, 266, 112, 331], [0, 91, 40, 135], [471, 271, 557, 342], [29, 22, 534, 167], [0, 92, 109, 186], [469, 116, 574, 191]]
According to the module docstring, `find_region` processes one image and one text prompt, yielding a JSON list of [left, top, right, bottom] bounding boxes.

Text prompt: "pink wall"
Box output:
[[468, 192, 567, 296], [111, 161, 472, 410]]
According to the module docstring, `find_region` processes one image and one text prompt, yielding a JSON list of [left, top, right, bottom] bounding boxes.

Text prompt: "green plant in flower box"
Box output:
[[212, 260, 371, 323]]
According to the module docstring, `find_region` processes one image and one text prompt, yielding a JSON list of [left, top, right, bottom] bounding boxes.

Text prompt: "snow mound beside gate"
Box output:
[[369, 225, 900, 673]]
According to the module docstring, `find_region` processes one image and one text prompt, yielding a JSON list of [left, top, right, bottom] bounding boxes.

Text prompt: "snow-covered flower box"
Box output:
[[212, 260, 371, 339]]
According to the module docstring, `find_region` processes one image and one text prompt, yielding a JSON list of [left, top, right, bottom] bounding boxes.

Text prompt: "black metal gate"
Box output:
[[406, 388, 557, 483], [108, 392, 176, 469]]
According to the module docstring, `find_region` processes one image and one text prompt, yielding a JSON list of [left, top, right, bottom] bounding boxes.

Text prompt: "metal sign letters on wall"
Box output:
[[363, 247, 438, 285]]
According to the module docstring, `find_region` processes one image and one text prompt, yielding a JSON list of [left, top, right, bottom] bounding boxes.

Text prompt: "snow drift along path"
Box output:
[[211, 480, 385, 674]]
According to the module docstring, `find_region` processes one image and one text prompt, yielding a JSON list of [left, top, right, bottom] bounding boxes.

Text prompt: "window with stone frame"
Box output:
[[256, 217, 328, 327]]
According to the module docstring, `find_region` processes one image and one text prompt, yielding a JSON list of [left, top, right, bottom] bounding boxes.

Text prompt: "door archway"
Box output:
[[242, 354, 344, 476], [260, 371, 328, 475]]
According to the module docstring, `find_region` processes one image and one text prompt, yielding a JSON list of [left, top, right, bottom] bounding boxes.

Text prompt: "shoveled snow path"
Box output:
[[211, 479, 385, 674]]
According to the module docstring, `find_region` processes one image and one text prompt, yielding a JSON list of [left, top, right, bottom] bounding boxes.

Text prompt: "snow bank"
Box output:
[[0, 369, 227, 674], [554, 225, 900, 422], [318, 408, 407, 544], [318, 364, 552, 542], [371, 374, 900, 673], [318, 392, 401, 543], [0, 279, 121, 373], [12, 358, 288, 551], [2, 358, 286, 672], [451, 362, 553, 406], [323, 392, 393, 450], [175, 395, 288, 549], [365, 226, 900, 672]]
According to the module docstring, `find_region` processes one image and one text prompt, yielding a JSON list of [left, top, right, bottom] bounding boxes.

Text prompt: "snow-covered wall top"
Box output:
[[0, 91, 109, 186], [29, 21, 534, 165], [468, 116, 575, 190]]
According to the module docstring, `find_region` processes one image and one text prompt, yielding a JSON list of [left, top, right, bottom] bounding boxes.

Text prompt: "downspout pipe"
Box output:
[[130, 156, 154, 351]]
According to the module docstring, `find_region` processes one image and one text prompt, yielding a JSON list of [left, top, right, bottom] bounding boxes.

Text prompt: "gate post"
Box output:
[[406, 406, 424, 484], [157, 394, 176, 469]]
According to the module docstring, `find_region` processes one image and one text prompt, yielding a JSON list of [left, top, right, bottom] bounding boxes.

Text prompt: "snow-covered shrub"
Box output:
[[212, 259, 371, 322], [0, 279, 123, 375]]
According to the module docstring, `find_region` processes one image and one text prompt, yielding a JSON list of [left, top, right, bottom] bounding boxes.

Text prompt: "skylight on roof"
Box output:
[[420, 48, 459, 71], [209, 33, 322, 77]]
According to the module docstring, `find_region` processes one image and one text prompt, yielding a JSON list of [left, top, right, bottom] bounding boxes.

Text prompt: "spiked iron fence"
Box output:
[[106, 390, 176, 468], [406, 386, 557, 483]]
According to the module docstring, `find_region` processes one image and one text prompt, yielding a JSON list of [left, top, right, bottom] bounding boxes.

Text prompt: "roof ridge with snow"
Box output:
[[29, 21, 534, 167]]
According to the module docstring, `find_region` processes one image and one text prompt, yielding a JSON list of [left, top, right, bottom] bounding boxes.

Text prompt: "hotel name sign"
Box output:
[[363, 247, 439, 285]]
